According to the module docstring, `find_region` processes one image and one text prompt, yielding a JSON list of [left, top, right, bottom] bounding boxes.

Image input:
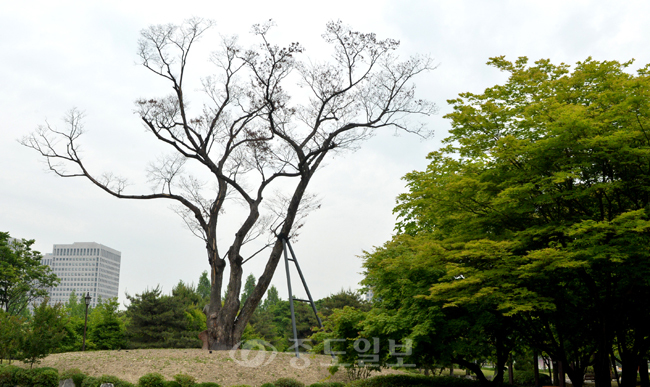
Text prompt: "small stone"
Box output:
[[100, 383, 115, 387], [59, 379, 75, 387]]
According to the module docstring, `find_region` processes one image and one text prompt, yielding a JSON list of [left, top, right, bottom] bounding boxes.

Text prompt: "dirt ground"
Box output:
[[33, 348, 404, 387]]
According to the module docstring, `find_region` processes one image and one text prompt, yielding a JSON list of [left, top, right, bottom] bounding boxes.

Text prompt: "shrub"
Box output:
[[346, 375, 481, 387], [33, 369, 59, 387], [81, 376, 99, 387], [272, 378, 304, 387], [0, 365, 21, 387], [173, 374, 195, 387], [308, 383, 345, 387], [60, 368, 87, 387], [513, 370, 551, 386], [82, 375, 135, 387], [194, 383, 220, 387], [139, 373, 166, 387], [260, 384, 275, 387], [163, 382, 180, 387]]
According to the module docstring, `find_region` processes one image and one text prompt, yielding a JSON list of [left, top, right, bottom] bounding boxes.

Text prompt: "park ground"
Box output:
[[23, 349, 405, 386]]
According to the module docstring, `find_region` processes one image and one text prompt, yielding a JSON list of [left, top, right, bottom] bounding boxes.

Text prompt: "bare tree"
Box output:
[[21, 18, 436, 350]]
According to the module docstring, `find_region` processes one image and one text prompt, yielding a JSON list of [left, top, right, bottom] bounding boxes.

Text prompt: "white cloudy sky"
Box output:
[[2, 0, 649, 308]]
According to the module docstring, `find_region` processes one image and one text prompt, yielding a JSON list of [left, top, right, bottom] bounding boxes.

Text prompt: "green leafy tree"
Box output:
[[125, 285, 201, 348], [21, 299, 67, 367], [392, 57, 650, 387], [88, 298, 126, 350], [0, 233, 59, 315], [197, 271, 210, 303], [240, 274, 256, 307], [0, 310, 24, 363], [315, 288, 370, 317], [260, 285, 280, 312]]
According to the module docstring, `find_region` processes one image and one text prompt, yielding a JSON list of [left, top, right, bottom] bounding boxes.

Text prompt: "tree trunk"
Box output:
[[558, 360, 565, 387], [205, 171, 315, 350], [508, 355, 514, 385], [454, 357, 491, 386], [534, 352, 540, 387], [639, 359, 648, 387], [620, 354, 640, 387], [595, 349, 613, 387]]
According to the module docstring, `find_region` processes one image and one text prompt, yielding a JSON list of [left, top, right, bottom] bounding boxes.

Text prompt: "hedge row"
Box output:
[[0, 365, 490, 387]]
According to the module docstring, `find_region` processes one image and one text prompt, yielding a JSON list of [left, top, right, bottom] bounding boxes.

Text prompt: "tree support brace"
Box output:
[[281, 237, 324, 358]]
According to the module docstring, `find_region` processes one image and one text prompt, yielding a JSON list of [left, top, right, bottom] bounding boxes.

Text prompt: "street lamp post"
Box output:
[[82, 292, 91, 351]]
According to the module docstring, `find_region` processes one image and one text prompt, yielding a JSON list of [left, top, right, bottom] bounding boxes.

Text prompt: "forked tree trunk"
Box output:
[[204, 172, 314, 350]]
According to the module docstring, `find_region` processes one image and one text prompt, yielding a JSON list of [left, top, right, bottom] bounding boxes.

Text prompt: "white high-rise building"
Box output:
[[42, 242, 121, 308]]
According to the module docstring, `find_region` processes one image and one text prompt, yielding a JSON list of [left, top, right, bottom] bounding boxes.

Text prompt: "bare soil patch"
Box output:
[[33, 349, 404, 387]]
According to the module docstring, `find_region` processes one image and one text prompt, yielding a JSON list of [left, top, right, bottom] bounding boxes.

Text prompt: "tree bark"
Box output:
[[639, 359, 648, 387], [595, 349, 613, 387]]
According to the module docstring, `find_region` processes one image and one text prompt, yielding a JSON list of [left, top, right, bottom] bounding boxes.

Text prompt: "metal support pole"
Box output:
[[285, 239, 323, 329], [283, 238, 300, 358]]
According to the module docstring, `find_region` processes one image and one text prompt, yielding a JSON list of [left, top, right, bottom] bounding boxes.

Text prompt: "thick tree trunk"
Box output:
[[205, 169, 316, 350], [595, 349, 613, 387], [620, 354, 640, 387]]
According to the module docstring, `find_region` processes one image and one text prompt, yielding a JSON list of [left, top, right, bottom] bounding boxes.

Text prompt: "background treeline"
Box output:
[[0, 255, 369, 362]]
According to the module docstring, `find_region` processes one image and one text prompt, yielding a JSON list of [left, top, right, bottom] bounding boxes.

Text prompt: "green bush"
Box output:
[[260, 384, 275, 387], [163, 381, 180, 387], [82, 375, 135, 387], [229, 385, 251, 387], [60, 368, 87, 387], [0, 365, 21, 387], [173, 374, 195, 387], [194, 383, 220, 387], [272, 378, 304, 387], [139, 373, 166, 387], [347, 375, 481, 387], [33, 369, 59, 387], [513, 370, 551, 386], [308, 383, 345, 387]]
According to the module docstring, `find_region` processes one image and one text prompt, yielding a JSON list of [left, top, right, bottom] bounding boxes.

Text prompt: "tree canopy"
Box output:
[[357, 57, 650, 387], [0, 232, 59, 316]]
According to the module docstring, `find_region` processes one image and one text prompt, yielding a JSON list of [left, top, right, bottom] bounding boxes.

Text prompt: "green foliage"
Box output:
[[513, 370, 551, 386], [125, 286, 201, 348], [22, 300, 68, 367], [194, 383, 220, 387], [32, 368, 59, 387], [91, 375, 135, 387], [260, 384, 276, 387], [0, 365, 21, 387], [163, 381, 180, 387], [315, 289, 370, 317], [59, 368, 87, 387], [0, 310, 24, 363], [346, 375, 480, 387], [88, 298, 127, 350], [6, 368, 60, 387], [272, 378, 304, 387], [0, 232, 59, 316], [240, 274, 256, 306], [172, 373, 195, 387], [307, 383, 344, 387], [65, 291, 87, 320], [197, 271, 210, 303], [138, 373, 166, 387]]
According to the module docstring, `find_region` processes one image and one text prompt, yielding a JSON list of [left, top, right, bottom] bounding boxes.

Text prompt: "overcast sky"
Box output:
[[3, 0, 650, 309]]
